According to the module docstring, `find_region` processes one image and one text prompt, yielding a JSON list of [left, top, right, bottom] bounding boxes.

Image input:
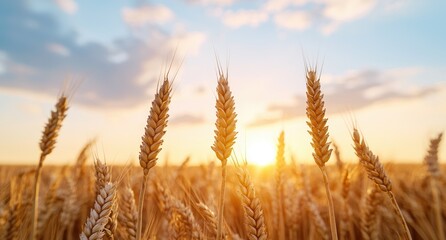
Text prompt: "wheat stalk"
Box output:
[[332, 141, 344, 174], [60, 173, 79, 237], [275, 131, 286, 240], [35, 169, 65, 238], [305, 68, 338, 240], [74, 140, 95, 180], [304, 194, 329, 240], [340, 168, 352, 240], [352, 128, 412, 240], [211, 66, 237, 240], [32, 94, 68, 240], [423, 133, 444, 240], [136, 76, 172, 240]]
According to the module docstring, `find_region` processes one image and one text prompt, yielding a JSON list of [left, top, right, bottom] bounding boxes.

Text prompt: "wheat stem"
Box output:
[[388, 191, 412, 240], [217, 163, 227, 240], [136, 175, 148, 240], [431, 178, 445, 240], [321, 166, 337, 240]]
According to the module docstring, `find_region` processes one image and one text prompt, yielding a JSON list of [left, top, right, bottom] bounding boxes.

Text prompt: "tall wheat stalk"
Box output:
[[305, 68, 338, 240], [275, 131, 286, 240], [352, 128, 412, 240], [136, 77, 172, 240], [423, 133, 444, 240], [32, 94, 68, 240], [211, 66, 237, 240]]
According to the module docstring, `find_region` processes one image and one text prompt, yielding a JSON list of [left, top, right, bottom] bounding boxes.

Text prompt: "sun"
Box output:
[[246, 139, 276, 166]]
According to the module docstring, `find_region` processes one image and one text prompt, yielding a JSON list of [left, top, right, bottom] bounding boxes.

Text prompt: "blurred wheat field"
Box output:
[[0, 67, 445, 240], [1, 162, 445, 240]]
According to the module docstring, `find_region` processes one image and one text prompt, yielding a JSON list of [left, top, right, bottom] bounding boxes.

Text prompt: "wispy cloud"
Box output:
[[248, 68, 443, 127], [122, 5, 174, 27], [194, 0, 407, 33], [321, 0, 376, 34], [221, 9, 269, 28], [46, 43, 71, 57], [0, 1, 206, 109], [274, 10, 311, 30], [186, 0, 235, 7], [264, 0, 308, 12], [54, 0, 78, 14]]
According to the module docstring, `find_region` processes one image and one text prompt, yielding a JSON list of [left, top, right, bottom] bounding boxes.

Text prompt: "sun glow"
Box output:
[[246, 139, 276, 166]]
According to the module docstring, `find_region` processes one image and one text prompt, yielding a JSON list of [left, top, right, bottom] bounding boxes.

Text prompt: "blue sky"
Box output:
[[0, 0, 445, 165]]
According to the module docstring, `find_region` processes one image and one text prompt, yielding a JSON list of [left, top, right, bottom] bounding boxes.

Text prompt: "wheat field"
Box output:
[[0, 67, 445, 240]]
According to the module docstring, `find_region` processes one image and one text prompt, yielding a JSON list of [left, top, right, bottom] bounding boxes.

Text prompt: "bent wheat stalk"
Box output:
[[352, 128, 412, 240], [32, 94, 68, 240], [211, 66, 237, 240], [305, 68, 338, 240]]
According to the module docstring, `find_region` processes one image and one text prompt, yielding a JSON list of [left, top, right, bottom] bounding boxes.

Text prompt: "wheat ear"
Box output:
[[80, 182, 117, 240], [211, 67, 237, 239], [118, 186, 138, 240], [361, 185, 382, 240], [136, 76, 172, 240], [332, 141, 344, 174], [424, 133, 444, 240], [196, 202, 218, 238], [235, 163, 268, 240], [32, 94, 68, 240], [94, 159, 111, 193], [305, 68, 337, 240], [352, 128, 412, 240]]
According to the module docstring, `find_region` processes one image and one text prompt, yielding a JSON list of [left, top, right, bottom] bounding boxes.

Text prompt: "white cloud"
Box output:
[[249, 67, 441, 126], [318, 0, 377, 34], [274, 10, 311, 30], [323, 0, 376, 22], [47, 43, 70, 56], [186, 0, 235, 7], [122, 5, 174, 27], [136, 31, 207, 85], [264, 0, 308, 12], [54, 0, 78, 14], [169, 32, 207, 56], [222, 9, 269, 28], [198, 0, 403, 34], [0, 1, 208, 109]]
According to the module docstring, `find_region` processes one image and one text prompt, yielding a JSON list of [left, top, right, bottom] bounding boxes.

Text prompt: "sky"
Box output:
[[0, 0, 445, 166]]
